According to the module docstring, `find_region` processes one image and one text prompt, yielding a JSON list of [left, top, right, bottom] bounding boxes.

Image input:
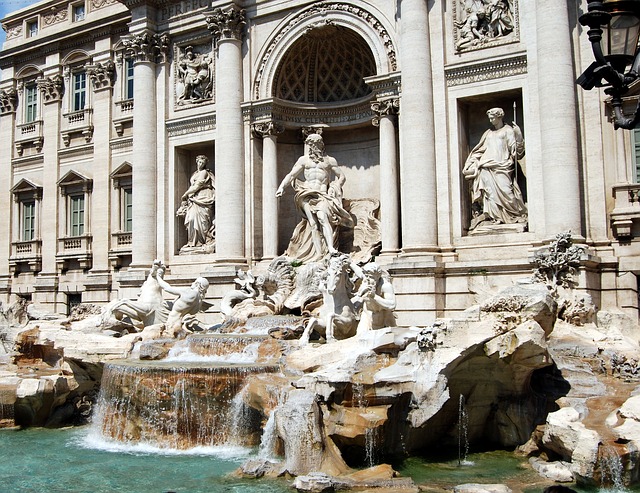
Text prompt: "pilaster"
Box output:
[[85, 58, 115, 296], [0, 88, 17, 298]]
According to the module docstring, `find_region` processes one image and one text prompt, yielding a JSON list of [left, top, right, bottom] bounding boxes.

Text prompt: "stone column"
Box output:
[[252, 121, 284, 260], [0, 88, 17, 299], [372, 98, 400, 254], [398, 0, 438, 253], [206, 5, 246, 262], [123, 31, 169, 268], [536, 0, 582, 236]]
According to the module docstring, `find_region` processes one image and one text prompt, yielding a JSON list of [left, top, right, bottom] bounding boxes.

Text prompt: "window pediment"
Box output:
[[58, 170, 92, 194]]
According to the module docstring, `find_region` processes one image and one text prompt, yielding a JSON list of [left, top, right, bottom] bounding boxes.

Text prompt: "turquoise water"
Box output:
[[0, 427, 290, 493], [2, 428, 639, 493]]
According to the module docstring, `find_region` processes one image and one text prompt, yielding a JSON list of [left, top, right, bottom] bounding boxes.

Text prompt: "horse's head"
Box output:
[[324, 253, 350, 295]]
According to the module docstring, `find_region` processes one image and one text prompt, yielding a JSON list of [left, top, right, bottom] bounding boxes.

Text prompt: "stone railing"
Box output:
[[109, 231, 132, 268], [61, 108, 94, 145], [56, 234, 92, 271], [15, 120, 44, 155], [611, 183, 640, 239], [113, 100, 134, 136], [9, 239, 42, 273]]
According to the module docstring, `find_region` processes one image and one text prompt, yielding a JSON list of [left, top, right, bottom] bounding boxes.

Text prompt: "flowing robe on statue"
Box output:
[[285, 179, 354, 262], [463, 124, 527, 225], [180, 170, 215, 247]]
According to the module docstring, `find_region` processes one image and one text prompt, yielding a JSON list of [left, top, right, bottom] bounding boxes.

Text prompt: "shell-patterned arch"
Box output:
[[253, 1, 398, 100]]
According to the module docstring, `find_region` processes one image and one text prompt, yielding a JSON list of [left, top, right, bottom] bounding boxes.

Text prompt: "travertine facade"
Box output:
[[0, 0, 637, 324]]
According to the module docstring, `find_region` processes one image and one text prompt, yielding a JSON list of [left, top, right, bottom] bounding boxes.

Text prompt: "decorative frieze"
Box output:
[[43, 7, 68, 26], [37, 75, 64, 103], [122, 31, 170, 63], [205, 5, 246, 42], [4, 24, 22, 41], [371, 98, 399, 127], [86, 61, 116, 91], [0, 88, 18, 114], [166, 114, 216, 137], [91, 0, 117, 10], [245, 97, 374, 128], [251, 121, 284, 139], [445, 54, 527, 86]]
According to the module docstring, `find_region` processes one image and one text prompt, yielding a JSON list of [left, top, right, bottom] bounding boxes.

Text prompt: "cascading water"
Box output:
[[458, 394, 470, 466], [354, 383, 378, 467], [598, 445, 627, 492], [90, 359, 279, 450]]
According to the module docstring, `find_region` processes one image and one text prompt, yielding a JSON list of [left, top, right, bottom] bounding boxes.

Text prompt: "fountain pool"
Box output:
[[2, 427, 637, 493]]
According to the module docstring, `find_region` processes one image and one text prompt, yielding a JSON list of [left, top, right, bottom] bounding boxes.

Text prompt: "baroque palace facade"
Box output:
[[0, 0, 637, 324]]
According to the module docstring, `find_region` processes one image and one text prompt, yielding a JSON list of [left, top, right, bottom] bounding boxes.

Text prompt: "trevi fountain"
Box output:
[[2, 132, 640, 492]]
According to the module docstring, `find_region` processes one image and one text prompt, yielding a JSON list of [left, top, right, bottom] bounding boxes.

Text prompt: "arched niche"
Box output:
[[253, 2, 397, 100]]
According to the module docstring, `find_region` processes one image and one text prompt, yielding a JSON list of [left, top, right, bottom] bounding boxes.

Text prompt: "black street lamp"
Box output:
[[578, 0, 640, 129]]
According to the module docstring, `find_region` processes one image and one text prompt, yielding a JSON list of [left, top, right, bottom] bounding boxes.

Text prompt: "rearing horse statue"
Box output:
[[299, 252, 359, 345]]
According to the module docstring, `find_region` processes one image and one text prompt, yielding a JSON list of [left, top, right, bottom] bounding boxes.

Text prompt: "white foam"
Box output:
[[74, 430, 253, 460]]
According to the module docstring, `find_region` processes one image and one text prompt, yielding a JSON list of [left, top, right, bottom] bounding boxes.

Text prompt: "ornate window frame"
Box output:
[[61, 51, 93, 146], [56, 170, 93, 271], [9, 178, 43, 273], [109, 162, 133, 267]]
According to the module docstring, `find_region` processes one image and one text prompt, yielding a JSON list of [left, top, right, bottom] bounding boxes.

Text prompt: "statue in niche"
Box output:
[[352, 262, 396, 335], [462, 107, 527, 233], [455, 0, 515, 51], [276, 133, 354, 262], [176, 45, 213, 103], [176, 155, 215, 253]]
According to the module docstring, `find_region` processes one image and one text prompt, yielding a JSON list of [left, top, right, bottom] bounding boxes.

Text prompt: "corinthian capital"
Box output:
[[122, 31, 170, 63], [0, 88, 18, 114], [371, 98, 399, 126], [252, 121, 284, 138], [38, 75, 65, 103], [86, 60, 116, 91], [205, 4, 246, 42]]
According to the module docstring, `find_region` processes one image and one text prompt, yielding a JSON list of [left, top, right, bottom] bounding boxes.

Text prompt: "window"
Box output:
[[72, 72, 86, 111], [125, 59, 134, 100], [70, 195, 85, 236], [123, 188, 132, 232], [24, 84, 38, 123], [27, 20, 38, 37], [73, 3, 85, 22], [22, 201, 36, 241]]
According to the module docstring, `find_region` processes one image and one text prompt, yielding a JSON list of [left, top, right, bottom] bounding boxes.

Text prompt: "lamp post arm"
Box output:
[[611, 96, 640, 129]]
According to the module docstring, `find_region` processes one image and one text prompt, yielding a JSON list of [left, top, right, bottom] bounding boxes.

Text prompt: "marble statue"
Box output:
[[462, 107, 527, 232], [156, 275, 210, 337], [299, 252, 359, 345], [353, 262, 396, 335], [176, 155, 216, 253], [455, 0, 514, 51], [99, 260, 167, 331], [176, 46, 213, 103], [276, 134, 354, 262]]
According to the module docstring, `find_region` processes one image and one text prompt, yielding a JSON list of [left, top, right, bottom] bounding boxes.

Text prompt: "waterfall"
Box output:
[[354, 383, 378, 467], [458, 394, 470, 466], [599, 446, 626, 492], [90, 361, 278, 450], [258, 386, 288, 459]]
